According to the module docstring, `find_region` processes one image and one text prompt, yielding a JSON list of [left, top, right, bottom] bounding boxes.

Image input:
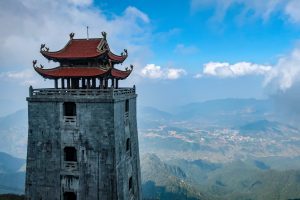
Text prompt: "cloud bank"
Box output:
[[141, 64, 186, 80], [190, 0, 300, 23], [265, 47, 300, 91], [196, 62, 272, 78], [0, 0, 152, 87]]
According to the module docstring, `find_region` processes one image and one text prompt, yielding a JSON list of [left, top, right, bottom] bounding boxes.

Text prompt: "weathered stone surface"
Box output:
[[25, 88, 141, 200]]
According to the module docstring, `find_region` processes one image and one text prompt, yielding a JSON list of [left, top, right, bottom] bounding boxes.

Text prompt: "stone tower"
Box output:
[[25, 32, 142, 200]]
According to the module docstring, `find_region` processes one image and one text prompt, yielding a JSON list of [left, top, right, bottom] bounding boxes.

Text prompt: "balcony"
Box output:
[[124, 112, 129, 118], [64, 116, 76, 126], [29, 86, 135, 98], [64, 161, 78, 171]]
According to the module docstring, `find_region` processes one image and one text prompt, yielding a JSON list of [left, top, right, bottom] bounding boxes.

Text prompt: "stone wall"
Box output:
[[26, 91, 141, 200]]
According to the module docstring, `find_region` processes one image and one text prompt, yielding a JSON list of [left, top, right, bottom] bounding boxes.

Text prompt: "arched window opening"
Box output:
[[129, 176, 133, 193], [126, 138, 131, 156], [63, 192, 76, 200], [64, 102, 76, 116], [64, 147, 77, 162]]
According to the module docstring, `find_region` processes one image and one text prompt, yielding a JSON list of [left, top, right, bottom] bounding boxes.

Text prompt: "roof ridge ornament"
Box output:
[[101, 31, 107, 40], [40, 44, 49, 52], [121, 49, 128, 57], [126, 65, 133, 71], [69, 32, 75, 39], [40, 44, 45, 51], [32, 60, 37, 67]]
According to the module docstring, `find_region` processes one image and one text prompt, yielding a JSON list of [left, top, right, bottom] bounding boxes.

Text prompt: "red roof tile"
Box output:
[[108, 51, 127, 63], [41, 39, 102, 59], [34, 66, 132, 79], [34, 66, 108, 78], [111, 68, 132, 79]]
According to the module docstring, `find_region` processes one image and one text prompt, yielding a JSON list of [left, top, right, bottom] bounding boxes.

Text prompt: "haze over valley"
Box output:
[[1, 98, 300, 199]]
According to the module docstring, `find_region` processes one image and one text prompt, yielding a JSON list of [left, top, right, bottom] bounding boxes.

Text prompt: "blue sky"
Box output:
[[1, 0, 300, 115]]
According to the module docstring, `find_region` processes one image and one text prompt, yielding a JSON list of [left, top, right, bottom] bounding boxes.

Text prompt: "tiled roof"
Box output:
[[111, 68, 131, 79], [34, 66, 132, 79], [34, 66, 107, 78], [41, 38, 127, 63], [108, 51, 127, 63], [41, 39, 102, 59]]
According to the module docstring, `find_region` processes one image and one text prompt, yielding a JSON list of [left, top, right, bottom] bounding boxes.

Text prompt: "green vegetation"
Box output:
[[141, 154, 300, 200]]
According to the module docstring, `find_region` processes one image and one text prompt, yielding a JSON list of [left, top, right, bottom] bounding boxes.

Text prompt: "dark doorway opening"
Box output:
[[63, 192, 76, 200], [126, 138, 131, 156], [129, 176, 133, 193], [64, 102, 76, 116], [125, 99, 129, 112], [64, 147, 77, 162]]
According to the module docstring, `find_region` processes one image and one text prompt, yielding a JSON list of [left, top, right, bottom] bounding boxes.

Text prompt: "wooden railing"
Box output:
[[64, 161, 78, 171], [29, 86, 135, 98], [124, 112, 129, 118], [64, 116, 76, 126]]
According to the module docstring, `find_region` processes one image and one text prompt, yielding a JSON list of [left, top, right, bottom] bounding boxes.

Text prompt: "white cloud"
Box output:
[[195, 47, 300, 92], [141, 64, 186, 80], [198, 62, 272, 78], [194, 73, 203, 79], [0, 0, 152, 87], [0, 0, 154, 117], [166, 68, 187, 80], [141, 64, 164, 79], [264, 48, 300, 91], [0, 69, 37, 85], [190, 0, 300, 23], [124, 6, 150, 23], [285, 0, 300, 23]]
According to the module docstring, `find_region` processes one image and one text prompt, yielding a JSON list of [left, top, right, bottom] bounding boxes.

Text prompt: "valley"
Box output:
[[1, 98, 300, 199]]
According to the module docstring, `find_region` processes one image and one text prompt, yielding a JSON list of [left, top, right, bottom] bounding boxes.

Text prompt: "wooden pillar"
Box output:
[[67, 78, 70, 89], [82, 78, 85, 88], [99, 78, 103, 88], [87, 78, 90, 89], [72, 78, 76, 89], [111, 78, 114, 88], [61, 78, 65, 89], [116, 79, 119, 89], [75, 78, 79, 89], [105, 78, 108, 88], [54, 79, 58, 89], [92, 78, 96, 88]]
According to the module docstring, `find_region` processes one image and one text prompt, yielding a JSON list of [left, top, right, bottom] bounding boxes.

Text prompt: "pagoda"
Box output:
[[33, 31, 132, 89], [25, 32, 142, 200]]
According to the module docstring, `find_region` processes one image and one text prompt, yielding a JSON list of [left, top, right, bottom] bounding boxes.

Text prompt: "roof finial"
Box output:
[[40, 44, 45, 51], [69, 32, 75, 39], [32, 60, 37, 67], [101, 31, 107, 40], [86, 26, 89, 40]]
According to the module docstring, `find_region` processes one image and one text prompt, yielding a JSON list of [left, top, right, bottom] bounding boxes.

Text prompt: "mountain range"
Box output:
[[1, 98, 300, 199], [0, 152, 25, 194]]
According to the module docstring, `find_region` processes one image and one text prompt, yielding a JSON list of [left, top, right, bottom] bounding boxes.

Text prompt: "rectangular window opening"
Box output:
[[64, 102, 76, 116], [125, 99, 129, 112]]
